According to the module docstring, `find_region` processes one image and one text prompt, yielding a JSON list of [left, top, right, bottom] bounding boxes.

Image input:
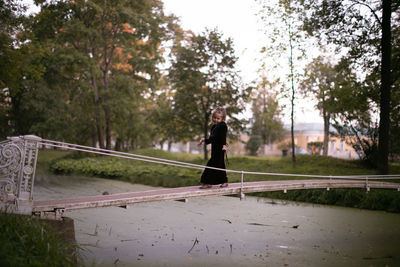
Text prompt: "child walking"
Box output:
[[198, 107, 228, 189]]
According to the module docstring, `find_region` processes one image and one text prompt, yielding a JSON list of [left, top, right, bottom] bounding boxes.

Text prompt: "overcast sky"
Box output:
[[163, 0, 263, 84]]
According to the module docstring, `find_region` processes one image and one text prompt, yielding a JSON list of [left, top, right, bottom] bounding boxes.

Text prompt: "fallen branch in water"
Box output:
[[188, 238, 199, 253]]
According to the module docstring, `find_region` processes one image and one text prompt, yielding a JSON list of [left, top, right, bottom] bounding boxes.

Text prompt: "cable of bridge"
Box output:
[[39, 139, 400, 182]]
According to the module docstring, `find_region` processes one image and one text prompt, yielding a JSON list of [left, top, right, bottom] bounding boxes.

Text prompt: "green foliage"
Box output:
[[50, 150, 203, 187], [0, 212, 78, 267], [256, 0, 308, 167], [245, 135, 263, 156], [334, 121, 380, 168], [307, 141, 323, 155], [168, 28, 250, 159], [0, 0, 47, 139], [47, 148, 399, 187], [249, 77, 285, 147], [301, 55, 383, 166], [299, 0, 399, 173], [301, 0, 383, 71], [31, 0, 175, 148], [254, 188, 400, 213], [1, 0, 181, 148], [149, 80, 187, 148]]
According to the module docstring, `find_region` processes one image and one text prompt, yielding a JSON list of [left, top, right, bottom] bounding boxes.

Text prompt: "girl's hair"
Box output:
[[212, 107, 227, 121]]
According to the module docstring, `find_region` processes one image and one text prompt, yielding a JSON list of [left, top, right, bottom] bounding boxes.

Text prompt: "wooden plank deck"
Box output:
[[32, 179, 400, 213]]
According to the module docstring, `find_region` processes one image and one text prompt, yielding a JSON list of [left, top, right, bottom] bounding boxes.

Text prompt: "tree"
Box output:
[[300, 56, 337, 155], [0, 0, 47, 139], [249, 77, 285, 154], [31, 0, 175, 148], [328, 59, 375, 165], [256, 0, 308, 167], [300, 0, 399, 173], [150, 76, 188, 151], [169, 28, 250, 160], [390, 23, 400, 158], [245, 135, 262, 156]]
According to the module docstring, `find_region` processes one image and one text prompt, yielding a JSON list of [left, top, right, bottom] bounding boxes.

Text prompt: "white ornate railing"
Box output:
[[0, 135, 41, 215]]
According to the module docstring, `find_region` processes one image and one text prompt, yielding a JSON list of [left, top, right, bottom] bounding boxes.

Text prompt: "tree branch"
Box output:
[[349, 0, 382, 26]]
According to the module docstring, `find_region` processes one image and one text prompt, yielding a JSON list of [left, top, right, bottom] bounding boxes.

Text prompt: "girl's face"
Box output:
[[212, 113, 223, 124]]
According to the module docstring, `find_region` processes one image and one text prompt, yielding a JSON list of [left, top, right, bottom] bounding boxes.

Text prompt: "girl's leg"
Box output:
[[200, 184, 212, 189]]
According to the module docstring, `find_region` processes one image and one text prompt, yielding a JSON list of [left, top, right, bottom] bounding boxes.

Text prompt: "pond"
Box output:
[[34, 174, 400, 266]]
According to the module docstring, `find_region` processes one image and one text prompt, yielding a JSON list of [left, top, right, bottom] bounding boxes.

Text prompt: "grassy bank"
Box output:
[[44, 148, 400, 212], [1, 151, 79, 267], [251, 189, 400, 213], [0, 212, 78, 267]]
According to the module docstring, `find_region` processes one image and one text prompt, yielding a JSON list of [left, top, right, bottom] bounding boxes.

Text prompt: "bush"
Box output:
[[253, 188, 400, 213], [50, 156, 203, 188]]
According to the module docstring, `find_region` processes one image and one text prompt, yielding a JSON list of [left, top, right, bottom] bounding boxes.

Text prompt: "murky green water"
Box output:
[[34, 174, 400, 266]]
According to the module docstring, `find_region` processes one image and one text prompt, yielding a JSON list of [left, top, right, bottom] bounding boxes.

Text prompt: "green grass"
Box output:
[[0, 212, 78, 267], [37, 149, 72, 174], [43, 148, 400, 212], [46, 148, 400, 185]]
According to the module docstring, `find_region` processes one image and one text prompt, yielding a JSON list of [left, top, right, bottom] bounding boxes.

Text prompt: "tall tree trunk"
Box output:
[[115, 137, 121, 151], [91, 73, 105, 149], [378, 0, 392, 174], [91, 126, 97, 148], [168, 140, 172, 152], [289, 23, 296, 168], [102, 45, 114, 150], [104, 107, 111, 150], [322, 111, 330, 156], [159, 140, 165, 150]]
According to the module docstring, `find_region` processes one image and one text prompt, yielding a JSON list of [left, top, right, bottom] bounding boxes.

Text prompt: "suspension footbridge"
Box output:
[[1, 135, 399, 220]]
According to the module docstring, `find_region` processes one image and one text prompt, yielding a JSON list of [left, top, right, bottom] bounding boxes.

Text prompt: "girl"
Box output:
[[198, 107, 228, 189]]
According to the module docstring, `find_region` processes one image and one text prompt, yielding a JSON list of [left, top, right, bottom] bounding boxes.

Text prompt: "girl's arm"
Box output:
[[197, 138, 204, 146]]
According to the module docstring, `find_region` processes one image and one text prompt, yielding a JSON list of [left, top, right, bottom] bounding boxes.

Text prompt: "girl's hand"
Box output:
[[222, 145, 227, 151], [198, 138, 204, 146]]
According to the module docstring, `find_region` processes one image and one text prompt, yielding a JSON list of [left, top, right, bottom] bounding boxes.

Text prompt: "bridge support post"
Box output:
[[0, 135, 41, 215], [239, 171, 245, 200]]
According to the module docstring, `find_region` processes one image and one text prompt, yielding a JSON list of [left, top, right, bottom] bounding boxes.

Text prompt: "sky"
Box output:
[[24, 0, 323, 124], [163, 0, 263, 85]]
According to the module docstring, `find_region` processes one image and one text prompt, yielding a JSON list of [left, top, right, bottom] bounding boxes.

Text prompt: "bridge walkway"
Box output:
[[33, 179, 400, 216]]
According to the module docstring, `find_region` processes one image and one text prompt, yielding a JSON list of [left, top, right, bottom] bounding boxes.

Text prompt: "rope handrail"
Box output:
[[39, 139, 400, 181], [41, 139, 214, 169], [39, 142, 239, 173]]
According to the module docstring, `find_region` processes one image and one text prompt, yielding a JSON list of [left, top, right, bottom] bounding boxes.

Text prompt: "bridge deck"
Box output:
[[32, 179, 400, 213]]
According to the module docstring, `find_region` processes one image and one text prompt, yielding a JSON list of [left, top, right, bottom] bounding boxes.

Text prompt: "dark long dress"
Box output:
[[201, 121, 228, 185]]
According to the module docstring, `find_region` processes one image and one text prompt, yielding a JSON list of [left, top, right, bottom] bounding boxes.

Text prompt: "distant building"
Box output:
[[160, 123, 358, 159], [256, 123, 357, 159]]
